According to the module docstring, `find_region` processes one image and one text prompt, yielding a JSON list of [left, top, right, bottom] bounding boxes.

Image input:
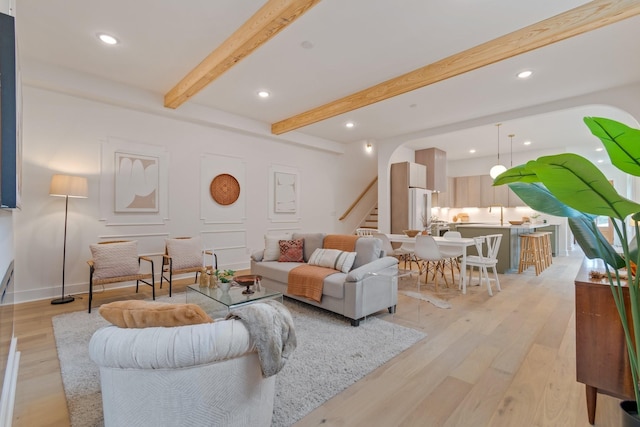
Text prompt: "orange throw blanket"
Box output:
[[287, 234, 359, 303], [287, 264, 338, 303], [323, 234, 358, 252]]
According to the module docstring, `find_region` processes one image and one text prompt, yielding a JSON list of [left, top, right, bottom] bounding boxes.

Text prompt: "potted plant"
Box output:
[[493, 117, 640, 423]]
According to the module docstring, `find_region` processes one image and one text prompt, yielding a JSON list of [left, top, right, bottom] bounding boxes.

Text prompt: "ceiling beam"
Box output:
[[164, 0, 322, 109], [271, 0, 640, 135]]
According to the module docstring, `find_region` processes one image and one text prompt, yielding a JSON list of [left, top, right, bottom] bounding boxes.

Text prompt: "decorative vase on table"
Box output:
[[208, 273, 218, 289], [199, 268, 209, 288], [218, 281, 231, 293]]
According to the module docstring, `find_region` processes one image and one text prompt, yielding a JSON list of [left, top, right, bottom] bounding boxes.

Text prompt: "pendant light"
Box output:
[[489, 123, 506, 179], [508, 134, 515, 167]]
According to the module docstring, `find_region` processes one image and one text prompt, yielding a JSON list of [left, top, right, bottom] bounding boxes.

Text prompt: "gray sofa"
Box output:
[[250, 233, 398, 326]]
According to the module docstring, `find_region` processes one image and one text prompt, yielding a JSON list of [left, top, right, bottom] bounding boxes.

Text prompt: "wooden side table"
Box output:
[[575, 257, 634, 424]]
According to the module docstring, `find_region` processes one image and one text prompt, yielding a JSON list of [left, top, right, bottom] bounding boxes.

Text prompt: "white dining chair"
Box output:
[[414, 235, 449, 291], [438, 231, 464, 283], [372, 232, 417, 274], [356, 228, 380, 237], [466, 234, 502, 296]]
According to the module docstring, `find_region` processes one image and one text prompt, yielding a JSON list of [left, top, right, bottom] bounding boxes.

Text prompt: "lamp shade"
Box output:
[[49, 174, 88, 198], [489, 164, 507, 179]]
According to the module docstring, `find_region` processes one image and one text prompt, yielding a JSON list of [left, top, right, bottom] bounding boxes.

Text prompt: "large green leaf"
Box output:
[[507, 182, 583, 218], [584, 117, 640, 177], [529, 153, 640, 220], [568, 215, 625, 269], [493, 164, 539, 185]]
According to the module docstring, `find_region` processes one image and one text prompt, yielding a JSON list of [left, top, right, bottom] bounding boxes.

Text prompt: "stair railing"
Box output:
[[339, 176, 377, 221]]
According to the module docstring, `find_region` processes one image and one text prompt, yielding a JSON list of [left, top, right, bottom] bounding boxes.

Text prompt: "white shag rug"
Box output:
[[53, 296, 426, 427]]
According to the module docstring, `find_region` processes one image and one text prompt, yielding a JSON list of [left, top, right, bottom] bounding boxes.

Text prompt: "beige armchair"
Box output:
[[87, 240, 155, 313], [160, 236, 217, 296]]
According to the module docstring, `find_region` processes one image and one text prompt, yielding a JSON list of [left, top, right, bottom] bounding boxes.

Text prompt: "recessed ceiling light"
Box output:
[[595, 147, 603, 152], [257, 90, 270, 98], [469, 149, 476, 154], [517, 70, 533, 79], [409, 104, 417, 108], [345, 122, 355, 128], [523, 140, 531, 146], [300, 40, 314, 49], [97, 33, 118, 45]]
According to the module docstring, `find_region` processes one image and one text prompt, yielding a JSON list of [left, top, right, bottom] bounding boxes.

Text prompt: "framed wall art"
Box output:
[[114, 152, 159, 213], [274, 172, 297, 213], [99, 138, 168, 226], [268, 164, 299, 223]]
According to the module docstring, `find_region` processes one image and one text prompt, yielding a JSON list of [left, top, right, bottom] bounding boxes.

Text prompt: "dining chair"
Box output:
[[372, 232, 416, 274], [414, 235, 449, 291], [439, 231, 464, 282], [356, 228, 380, 237], [466, 234, 502, 296]]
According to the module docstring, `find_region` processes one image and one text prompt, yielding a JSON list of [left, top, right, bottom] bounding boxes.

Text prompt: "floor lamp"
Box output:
[[49, 174, 88, 305]]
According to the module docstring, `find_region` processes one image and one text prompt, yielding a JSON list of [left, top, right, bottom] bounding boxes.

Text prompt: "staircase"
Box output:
[[359, 204, 379, 231]]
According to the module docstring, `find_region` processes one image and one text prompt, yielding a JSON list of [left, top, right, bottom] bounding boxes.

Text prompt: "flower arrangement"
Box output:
[[214, 269, 236, 283]]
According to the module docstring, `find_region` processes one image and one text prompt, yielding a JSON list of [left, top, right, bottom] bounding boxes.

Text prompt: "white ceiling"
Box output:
[[13, 0, 640, 160]]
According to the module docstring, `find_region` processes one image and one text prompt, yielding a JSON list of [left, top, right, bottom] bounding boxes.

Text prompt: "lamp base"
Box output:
[[51, 295, 75, 305]]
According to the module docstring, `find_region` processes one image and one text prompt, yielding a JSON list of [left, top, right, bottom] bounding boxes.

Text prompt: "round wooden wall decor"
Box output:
[[210, 174, 240, 205]]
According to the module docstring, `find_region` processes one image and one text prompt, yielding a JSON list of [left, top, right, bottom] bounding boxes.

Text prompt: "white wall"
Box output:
[[12, 83, 365, 303]]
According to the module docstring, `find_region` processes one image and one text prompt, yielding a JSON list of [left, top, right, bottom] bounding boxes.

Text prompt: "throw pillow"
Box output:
[[165, 236, 203, 270], [278, 239, 304, 262], [308, 248, 357, 273], [99, 300, 214, 328], [90, 241, 139, 280], [264, 233, 291, 261]]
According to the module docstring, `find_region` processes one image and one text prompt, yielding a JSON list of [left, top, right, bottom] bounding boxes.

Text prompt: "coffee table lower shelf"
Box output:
[[186, 284, 283, 318]]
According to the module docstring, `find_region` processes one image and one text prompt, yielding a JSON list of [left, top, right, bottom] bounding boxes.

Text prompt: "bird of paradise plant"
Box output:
[[493, 117, 640, 414]]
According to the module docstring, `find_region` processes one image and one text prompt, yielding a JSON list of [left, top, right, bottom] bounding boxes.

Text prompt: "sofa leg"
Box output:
[[388, 305, 396, 314], [350, 318, 361, 327]]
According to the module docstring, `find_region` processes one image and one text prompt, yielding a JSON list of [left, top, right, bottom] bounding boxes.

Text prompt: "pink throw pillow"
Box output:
[[278, 239, 304, 262]]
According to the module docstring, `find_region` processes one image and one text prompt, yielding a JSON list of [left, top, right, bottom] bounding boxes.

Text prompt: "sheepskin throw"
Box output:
[[226, 300, 296, 377]]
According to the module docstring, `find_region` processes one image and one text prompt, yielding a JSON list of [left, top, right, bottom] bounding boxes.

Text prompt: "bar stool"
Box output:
[[539, 231, 553, 267], [518, 233, 544, 275], [529, 231, 552, 270]]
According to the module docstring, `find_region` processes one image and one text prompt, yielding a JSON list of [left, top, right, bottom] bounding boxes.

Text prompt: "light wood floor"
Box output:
[[12, 252, 623, 426]]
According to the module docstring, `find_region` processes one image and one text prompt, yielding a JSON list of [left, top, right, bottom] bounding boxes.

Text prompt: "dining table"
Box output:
[[387, 233, 476, 294]]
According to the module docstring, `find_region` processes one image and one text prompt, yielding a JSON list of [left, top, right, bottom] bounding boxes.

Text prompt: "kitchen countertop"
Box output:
[[453, 223, 558, 229]]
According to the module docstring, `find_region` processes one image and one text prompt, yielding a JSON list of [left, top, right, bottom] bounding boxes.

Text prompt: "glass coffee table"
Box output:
[[186, 283, 283, 318]]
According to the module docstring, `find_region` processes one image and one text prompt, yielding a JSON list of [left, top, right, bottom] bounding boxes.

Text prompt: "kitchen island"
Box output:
[[453, 223, 559, 273]]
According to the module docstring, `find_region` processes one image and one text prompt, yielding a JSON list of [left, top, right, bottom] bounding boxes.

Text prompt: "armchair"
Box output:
[[88, 302, 292, 427], [160, 236, 217, 296], [87, 240, 155, 313]]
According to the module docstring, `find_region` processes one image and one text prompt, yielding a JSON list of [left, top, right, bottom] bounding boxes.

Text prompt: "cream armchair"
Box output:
[[89, 318, 276, 427]]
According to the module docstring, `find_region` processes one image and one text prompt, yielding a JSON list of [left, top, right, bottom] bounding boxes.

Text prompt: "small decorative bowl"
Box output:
[[403, 229, 421, 237], [509, 220, 524, 225]]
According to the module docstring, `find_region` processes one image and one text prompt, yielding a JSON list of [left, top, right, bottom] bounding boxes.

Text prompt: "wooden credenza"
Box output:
[[575, 258, 634, 424]]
